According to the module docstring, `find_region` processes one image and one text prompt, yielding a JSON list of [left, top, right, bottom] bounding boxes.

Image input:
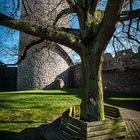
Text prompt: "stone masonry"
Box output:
[[17, 0, 72, 90], [1, 0, 140, 93], [69, 48, 140, 94], [1, 48, 140, 93]]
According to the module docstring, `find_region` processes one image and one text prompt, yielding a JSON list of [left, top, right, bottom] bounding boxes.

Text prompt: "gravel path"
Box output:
[[119, 107, 140, 127]]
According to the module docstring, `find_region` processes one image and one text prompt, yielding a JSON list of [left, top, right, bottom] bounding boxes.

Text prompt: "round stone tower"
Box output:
[[17, 0, 72, 90]]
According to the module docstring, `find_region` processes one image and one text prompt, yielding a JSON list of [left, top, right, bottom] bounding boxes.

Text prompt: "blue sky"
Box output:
[[0, 0, 20, 64], [0, 0, 140, 64], [0, 26, 19, 64]]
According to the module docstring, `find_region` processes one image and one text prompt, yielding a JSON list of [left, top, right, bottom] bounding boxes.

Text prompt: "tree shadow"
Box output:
[[0, 118, 61, 140], [104, 90, 140, 111], [0, 89, 80, 97]]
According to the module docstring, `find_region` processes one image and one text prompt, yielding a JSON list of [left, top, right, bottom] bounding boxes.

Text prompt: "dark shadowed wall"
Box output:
[[69, 64, 140, 94], [0, 66, 17, 91]]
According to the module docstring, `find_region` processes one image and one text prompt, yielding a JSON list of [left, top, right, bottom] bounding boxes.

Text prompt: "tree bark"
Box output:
[[80, 46, 104, 121]]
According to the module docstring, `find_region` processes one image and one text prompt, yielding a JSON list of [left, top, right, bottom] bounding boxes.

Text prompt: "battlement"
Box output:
[[103, 47, 140, 70]]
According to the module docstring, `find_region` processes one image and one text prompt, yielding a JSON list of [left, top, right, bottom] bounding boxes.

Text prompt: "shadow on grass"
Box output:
[[0, 89, 80, 98], [0, 118, 61, 140], [104, 90, 140, 111], [0, 121, 36, 123], [0, 104, 51, 109], [0, 92, 78, 96]]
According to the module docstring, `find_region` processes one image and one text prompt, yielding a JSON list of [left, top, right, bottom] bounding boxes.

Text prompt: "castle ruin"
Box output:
[[70, 48, 140, 94], [0, 1, 140, 94], [17, 0, 72, 90], [0, 48, 140, 93]]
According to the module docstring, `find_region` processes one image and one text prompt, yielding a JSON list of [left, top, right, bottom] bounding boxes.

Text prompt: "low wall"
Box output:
[[0, 67, 17, 91], [102, 68, 140, 94], [68, 64, 81, 88], [0, 64, 140, 94], [69, 64, 140, 94]]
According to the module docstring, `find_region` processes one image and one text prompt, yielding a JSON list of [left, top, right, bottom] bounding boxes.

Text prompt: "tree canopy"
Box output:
[[0, 0, 140, 121]]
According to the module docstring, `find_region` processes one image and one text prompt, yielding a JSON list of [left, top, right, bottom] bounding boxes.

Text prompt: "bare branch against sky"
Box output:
[[0, 0, 140, 65]]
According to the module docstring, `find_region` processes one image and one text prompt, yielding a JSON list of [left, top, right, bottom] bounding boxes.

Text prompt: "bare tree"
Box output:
[[0, 0, 140, 121]]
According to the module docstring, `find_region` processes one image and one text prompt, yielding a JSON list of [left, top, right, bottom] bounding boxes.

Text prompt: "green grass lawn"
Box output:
[[0, 89, 80, 132], [104, 90, 140, 111], [0, 89, 140, 137]]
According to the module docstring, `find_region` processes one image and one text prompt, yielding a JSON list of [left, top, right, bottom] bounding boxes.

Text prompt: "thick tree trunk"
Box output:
[[80, 46, 105, 121]]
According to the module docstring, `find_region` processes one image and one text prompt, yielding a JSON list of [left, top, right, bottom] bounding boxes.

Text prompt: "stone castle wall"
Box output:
[[69, 49, 140, 94], [103, 48, 140, 70], [17, 45, 70, 90], [1, 48, 140, 93], [17, 0, 71, 90], [1, 63, 140, 93], [69, 64, 140, 94], [102, 68, 140, 94], [1, 0, 140, 92]]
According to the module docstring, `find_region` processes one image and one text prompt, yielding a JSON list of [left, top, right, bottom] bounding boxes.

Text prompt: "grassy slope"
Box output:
[[0, 89, 80, 132], [0, 89, 139, 133]]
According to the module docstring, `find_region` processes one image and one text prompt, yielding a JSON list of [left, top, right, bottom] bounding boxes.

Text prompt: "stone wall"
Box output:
[[1, 64, 140, 93], [102, 68, 140, 94], [69, 64, 81, 88], [69, 64, 140, 94], [0, 66, 17, 91], [17, 45, 71, 90], [103, 48, 140, 70], [17, 0, 71, 90]]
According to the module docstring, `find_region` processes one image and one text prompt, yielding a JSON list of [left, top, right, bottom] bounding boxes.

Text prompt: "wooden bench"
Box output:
[[60, 105, 126, 140], [104, 104, 121, 119]]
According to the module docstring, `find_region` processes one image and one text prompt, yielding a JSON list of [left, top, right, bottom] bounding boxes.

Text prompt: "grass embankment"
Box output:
[[104, 90, 140, 111], [0, 89, 80, 132], [0, 89, 140, 134]]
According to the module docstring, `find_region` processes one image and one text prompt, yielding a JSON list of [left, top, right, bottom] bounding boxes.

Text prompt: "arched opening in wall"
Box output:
[[53, 44, 82, 66], [71, 51, 81, 64], [66, 50, 81, 88], [49, 45, 82, 89], [44, 44, 75, 89], [53, 44, 74, 66]]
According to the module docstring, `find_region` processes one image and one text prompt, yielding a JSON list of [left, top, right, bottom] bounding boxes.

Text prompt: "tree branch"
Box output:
[[95, 0, 124, 57], [66, 0, 78, 11], [0, 13, 82, 55], [127, 34, 140, 44], [120, 9, 140, 21], [3, 38, 45, 66], [66, 0, 83, 19], [55, 44, 74, 66], [60, 27, 80, 37], [53, 8, 74, 26], [87, 0, 99, 18], [113, 35, 125, 48]]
